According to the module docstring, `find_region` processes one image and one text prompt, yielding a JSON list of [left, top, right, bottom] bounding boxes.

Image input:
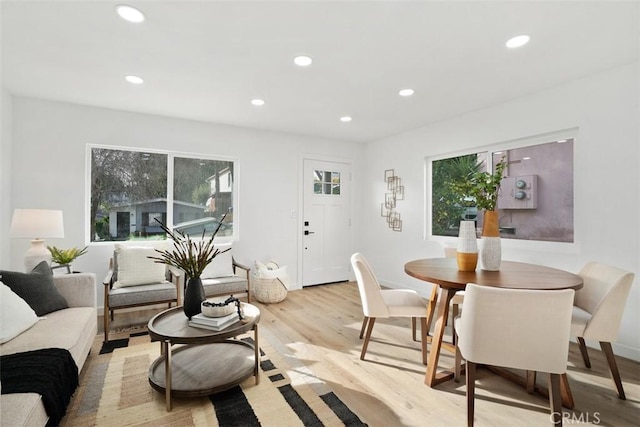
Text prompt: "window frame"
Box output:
[[425, 129, 579, 254], [86, 144, 239, 245]]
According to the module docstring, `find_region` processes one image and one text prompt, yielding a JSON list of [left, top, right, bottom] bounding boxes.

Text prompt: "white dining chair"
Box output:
[[572, 261, 634, 399], [350, 253, 428, 364], [455, 283, 575, 427]]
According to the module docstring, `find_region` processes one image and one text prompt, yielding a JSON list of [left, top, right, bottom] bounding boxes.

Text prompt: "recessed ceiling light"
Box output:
[[399, 89, 415, 97], [251, 99, 265, 106], [294, 56, 313, 67], [340, 116, 352, 123], [125, 75, 144, 84], [522, 157, 531, 160], [116, 5, 145, 23], [506, 34, 530, 49]]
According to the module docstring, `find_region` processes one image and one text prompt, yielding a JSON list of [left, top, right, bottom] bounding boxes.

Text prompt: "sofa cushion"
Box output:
[[201, 243, 234, 278], [113, 244, 167, 288], [0, 393, 48, 427], [0, 282, 39, 344], [0, 262, 68, 316], [0, 307, 96, 369]]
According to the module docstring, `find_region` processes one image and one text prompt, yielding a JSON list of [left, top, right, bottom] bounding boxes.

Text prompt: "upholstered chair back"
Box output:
[[351, 253, 389, 318]]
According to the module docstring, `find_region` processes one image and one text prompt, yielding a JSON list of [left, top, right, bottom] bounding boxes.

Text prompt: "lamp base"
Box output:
[[24, 239, 52, 272]]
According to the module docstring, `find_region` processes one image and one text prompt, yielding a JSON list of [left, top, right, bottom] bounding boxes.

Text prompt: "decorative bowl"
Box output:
[[201, 297, 235, 317]]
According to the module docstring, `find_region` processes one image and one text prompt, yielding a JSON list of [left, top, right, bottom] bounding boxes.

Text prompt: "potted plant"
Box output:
[[47, 246, 88, 272], [148, 213, 230, 319], [449, 156, 507, 270]]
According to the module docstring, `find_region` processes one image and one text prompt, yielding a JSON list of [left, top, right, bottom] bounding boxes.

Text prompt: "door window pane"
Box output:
[[313, 170, 341, 195]]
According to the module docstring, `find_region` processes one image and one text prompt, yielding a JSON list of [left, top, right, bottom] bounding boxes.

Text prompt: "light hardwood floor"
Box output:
[[100, 282, 640, 426]]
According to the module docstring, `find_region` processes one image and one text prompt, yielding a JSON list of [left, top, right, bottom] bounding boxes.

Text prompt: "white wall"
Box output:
[[6, 97, 365, 307], [362, 62, 640, 361], [0, 89, 12, 269]]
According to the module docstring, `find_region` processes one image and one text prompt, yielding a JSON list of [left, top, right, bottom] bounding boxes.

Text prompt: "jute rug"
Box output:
[[60, 328, 367, 426]]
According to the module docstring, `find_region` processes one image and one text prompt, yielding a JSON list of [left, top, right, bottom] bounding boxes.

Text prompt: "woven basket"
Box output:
[[253, 277, 287, 303]]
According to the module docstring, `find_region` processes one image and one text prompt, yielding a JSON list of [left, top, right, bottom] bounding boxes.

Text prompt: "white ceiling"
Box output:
[[2, 1, 638, 143]]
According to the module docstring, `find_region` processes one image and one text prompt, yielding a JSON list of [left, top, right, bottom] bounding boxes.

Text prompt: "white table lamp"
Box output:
[[10, 209, 64, 272]]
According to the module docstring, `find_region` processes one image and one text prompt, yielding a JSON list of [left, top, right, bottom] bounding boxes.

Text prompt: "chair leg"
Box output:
[[526, 370, 536, 393], [454, 335, 462, 382], [420, 317, 428, 365], [600, 341, 626, 400], [359, 316, 369, 339], [360, 317, 376, 360], [452, 303, 459, 324], [577, 337, 591, 368], [549, 373, 563, 426], [466, 361, 476, 427], [103, 304, 110, 343], [412, 317, 417, 341]]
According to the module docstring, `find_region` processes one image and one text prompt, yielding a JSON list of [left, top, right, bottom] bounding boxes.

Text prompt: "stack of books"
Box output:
[[188, 312, 239, 331]]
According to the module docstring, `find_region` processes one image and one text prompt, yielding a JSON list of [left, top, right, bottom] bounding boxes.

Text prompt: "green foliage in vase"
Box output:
[[47, 246, 88, 265], [449, 156, 507, 211], [148, 213, 230, 280]]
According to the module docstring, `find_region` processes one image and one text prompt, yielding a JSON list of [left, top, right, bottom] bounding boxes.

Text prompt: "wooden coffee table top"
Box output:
[[148, 303, 260, 345]]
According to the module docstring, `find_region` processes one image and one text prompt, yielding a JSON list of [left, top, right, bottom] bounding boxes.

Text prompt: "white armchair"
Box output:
[[103, 244, 181, 342], [571, 261, 635, 399], [455, 283, 575, 427]]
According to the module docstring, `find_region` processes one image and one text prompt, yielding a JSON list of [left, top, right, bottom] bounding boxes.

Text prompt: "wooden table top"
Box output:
[[148, 303, 260, 345], [404, 258, 583, 291]]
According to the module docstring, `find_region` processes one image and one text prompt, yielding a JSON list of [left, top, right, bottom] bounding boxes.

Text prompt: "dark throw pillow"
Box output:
[[0, 261, 68, 316]]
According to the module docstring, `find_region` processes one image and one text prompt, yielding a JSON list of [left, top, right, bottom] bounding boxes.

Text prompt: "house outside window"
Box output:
[[89, 146, 236, 242], [428, 136, 574, 243]]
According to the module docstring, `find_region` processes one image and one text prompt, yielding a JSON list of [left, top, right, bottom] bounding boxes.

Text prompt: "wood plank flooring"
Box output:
[[99, 282, 640, 426]]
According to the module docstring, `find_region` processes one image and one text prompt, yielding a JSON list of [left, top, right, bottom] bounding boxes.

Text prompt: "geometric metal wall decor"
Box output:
[[381, 169, 403, 231]]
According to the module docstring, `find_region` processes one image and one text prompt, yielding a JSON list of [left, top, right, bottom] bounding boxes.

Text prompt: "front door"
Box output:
[[302, 159, 352, 286]]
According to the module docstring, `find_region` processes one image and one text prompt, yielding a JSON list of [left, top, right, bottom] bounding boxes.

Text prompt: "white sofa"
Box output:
[[0, 273, 97, 426]]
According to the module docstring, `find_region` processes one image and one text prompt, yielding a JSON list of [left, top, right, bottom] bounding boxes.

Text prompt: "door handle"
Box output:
[[304, 230, 315, 236]]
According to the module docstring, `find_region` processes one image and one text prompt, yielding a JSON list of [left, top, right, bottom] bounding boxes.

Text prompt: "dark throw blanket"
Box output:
[[1, 348, 79, 427]]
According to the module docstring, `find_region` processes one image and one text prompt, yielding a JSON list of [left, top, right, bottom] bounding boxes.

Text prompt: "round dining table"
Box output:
[[404, 258, 583, 408]]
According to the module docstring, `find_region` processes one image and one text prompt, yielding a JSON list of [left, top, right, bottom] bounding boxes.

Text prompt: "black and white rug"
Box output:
[[61, 328, 367, 426]]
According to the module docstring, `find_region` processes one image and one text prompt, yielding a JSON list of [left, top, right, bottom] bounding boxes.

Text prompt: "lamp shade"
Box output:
[[10, 209, 64, 239]]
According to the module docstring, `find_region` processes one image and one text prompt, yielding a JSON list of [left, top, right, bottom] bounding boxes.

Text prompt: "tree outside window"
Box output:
[[429, 138, 574, 243], [90, 147, 235, 242]]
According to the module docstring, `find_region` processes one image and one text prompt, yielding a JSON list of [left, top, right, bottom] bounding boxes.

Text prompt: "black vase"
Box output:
[[184, 277, 205, 319]]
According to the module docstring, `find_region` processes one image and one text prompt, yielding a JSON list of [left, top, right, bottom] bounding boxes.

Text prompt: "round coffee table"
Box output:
[[147, 303, 260, 411]]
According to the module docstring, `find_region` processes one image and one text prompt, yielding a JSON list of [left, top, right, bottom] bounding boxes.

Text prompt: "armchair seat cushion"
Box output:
[[202, 276, 248, 297], [108, 282, 177, 308]]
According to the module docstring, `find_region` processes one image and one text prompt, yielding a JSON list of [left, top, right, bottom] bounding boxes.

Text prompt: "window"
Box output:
[[89, 146, 236, 242], [313, 170, 341, 195], [429, 136, 574, 243]]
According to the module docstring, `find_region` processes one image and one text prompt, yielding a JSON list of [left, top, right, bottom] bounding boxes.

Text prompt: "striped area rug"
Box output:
[[61, 328, 367, 426]]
